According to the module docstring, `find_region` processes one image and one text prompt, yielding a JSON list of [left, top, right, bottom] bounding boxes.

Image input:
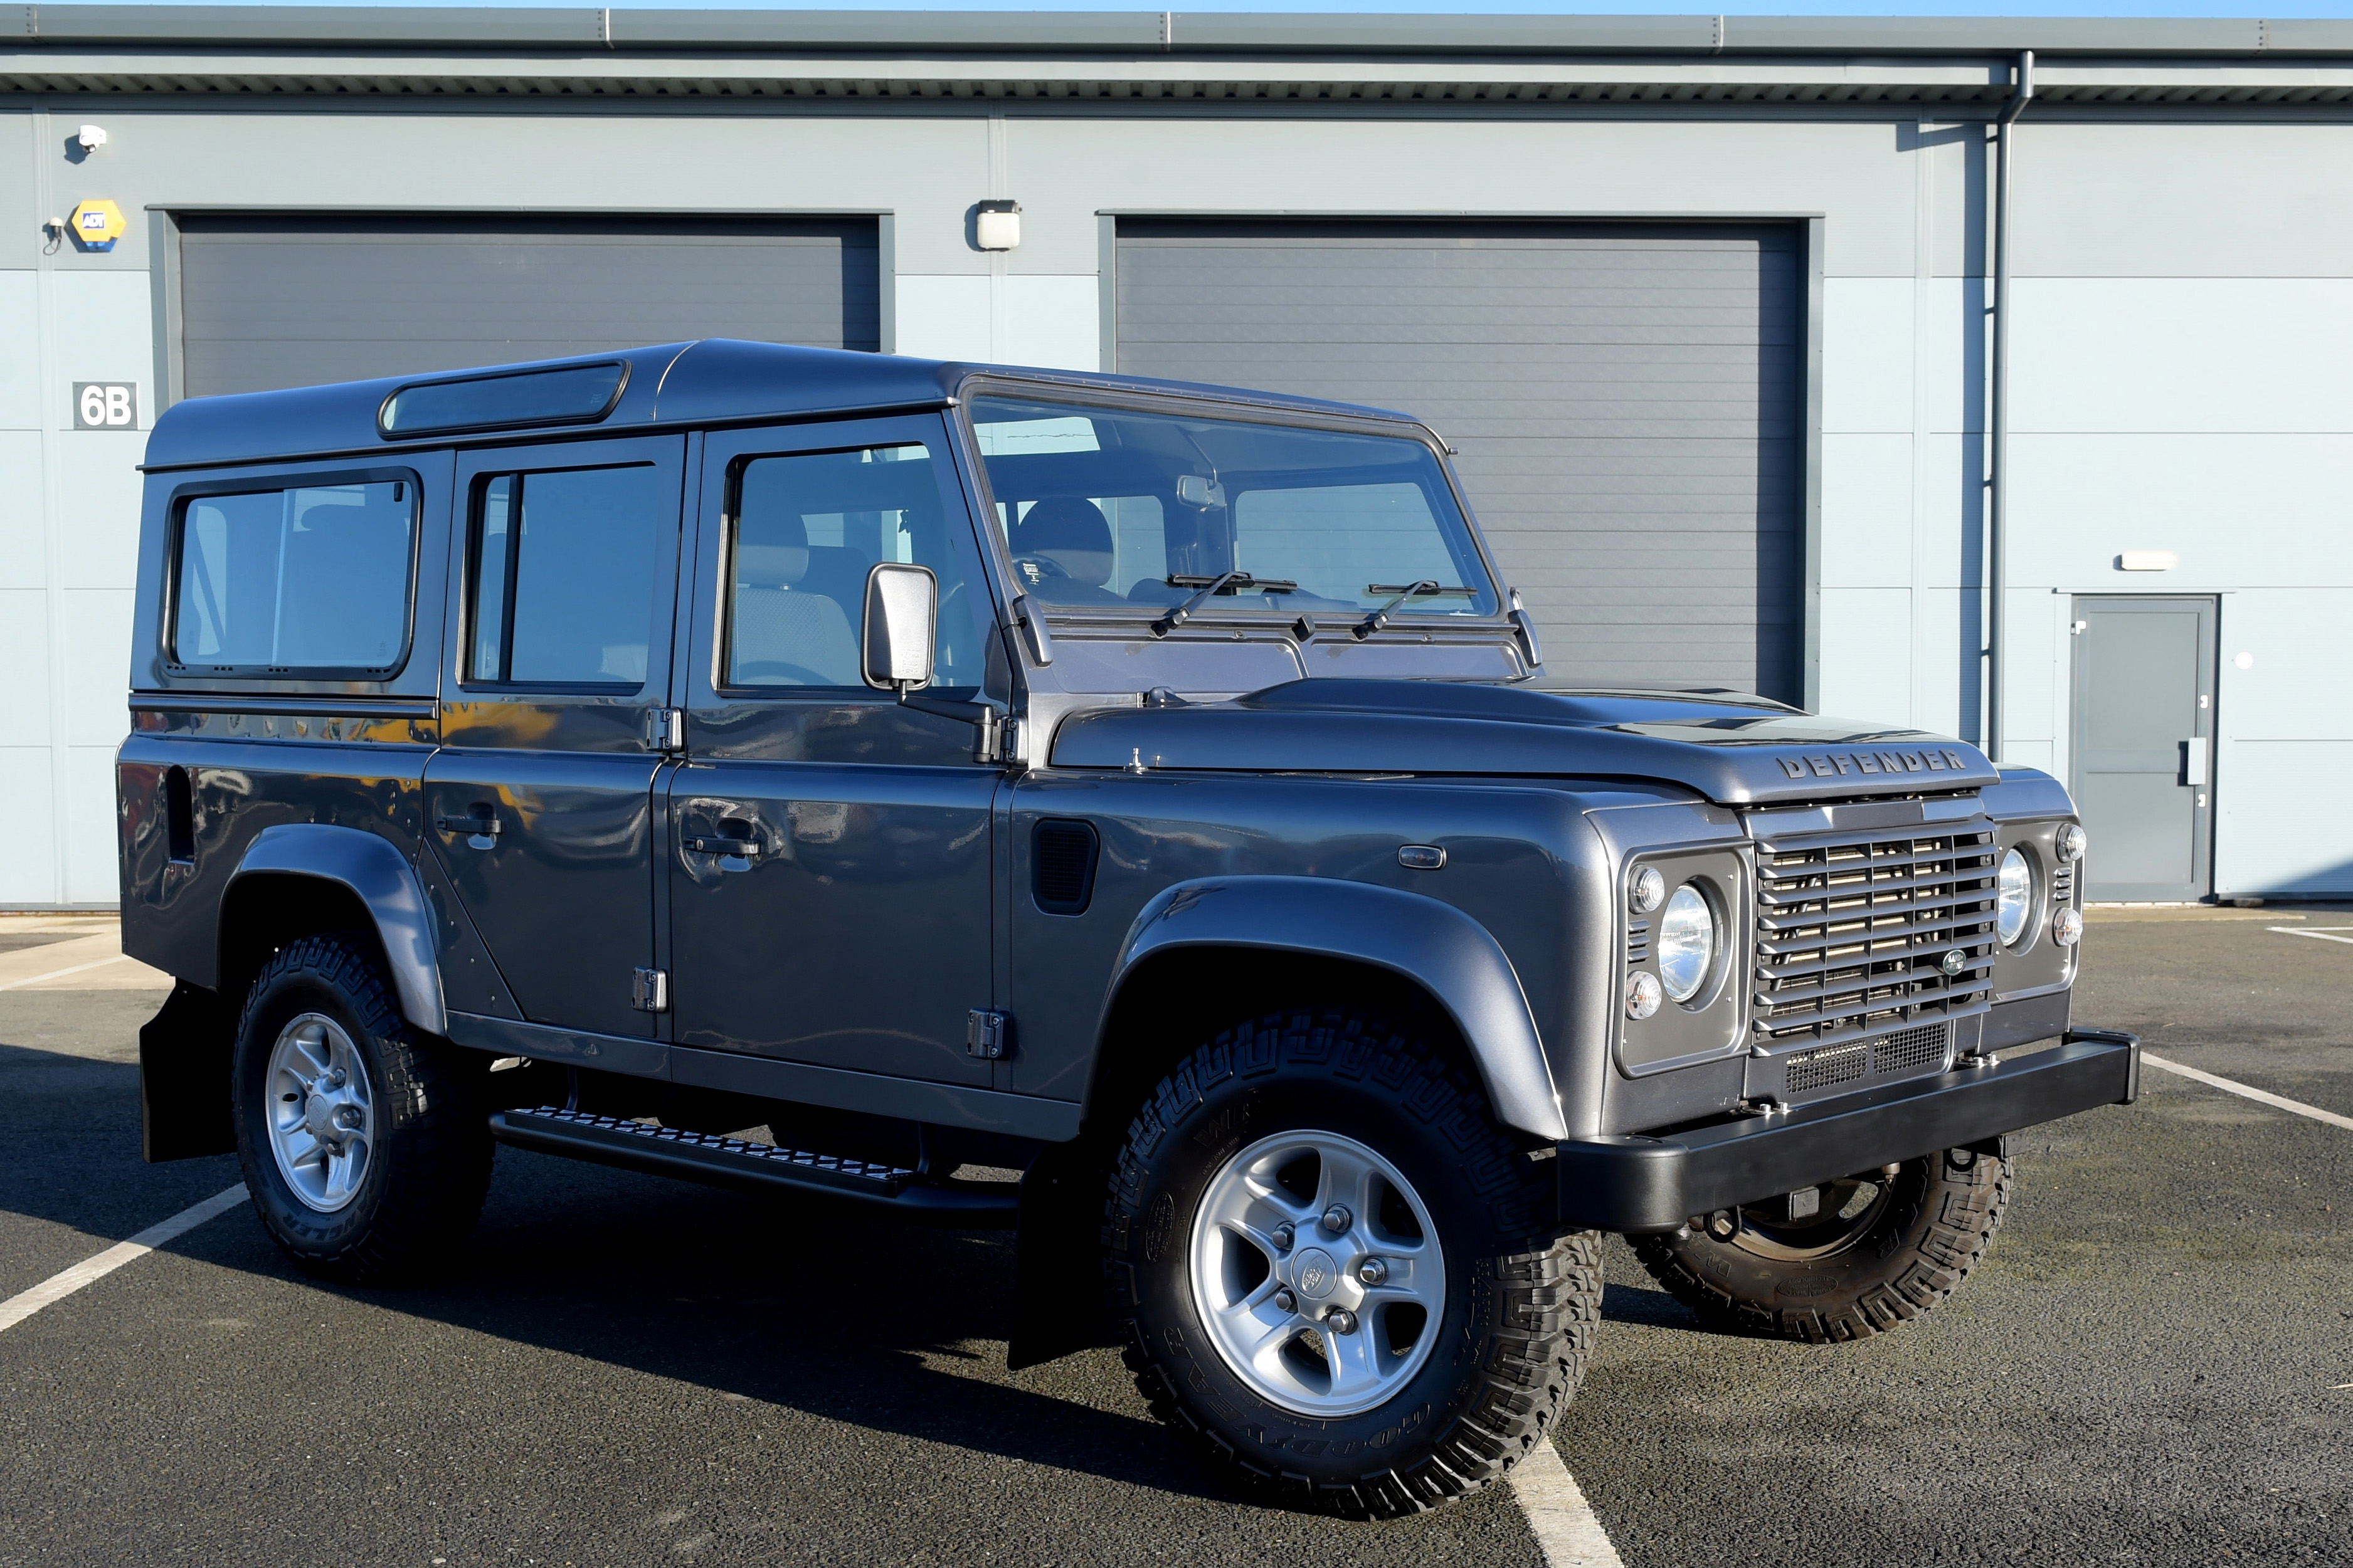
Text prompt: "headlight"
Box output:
[[1996, 848, 2034, 947], [1657, 883, 1715, 1002]]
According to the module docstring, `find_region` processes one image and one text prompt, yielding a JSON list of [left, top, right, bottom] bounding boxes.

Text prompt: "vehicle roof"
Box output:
[[141, 339, 1425, 471]]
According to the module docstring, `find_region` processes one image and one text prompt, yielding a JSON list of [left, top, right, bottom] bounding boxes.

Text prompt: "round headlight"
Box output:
[[1996, 848, 2034, 947], [1656, 884, 1715, 1003]]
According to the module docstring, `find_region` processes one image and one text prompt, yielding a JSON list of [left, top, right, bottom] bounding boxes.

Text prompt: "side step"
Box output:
[[488, 1106, 1020, 1228]]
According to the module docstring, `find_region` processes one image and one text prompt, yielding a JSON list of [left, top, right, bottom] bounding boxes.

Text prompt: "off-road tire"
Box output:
[[1631, 1141, 2012, 1344], [232, 932, 493, 1285], [1106, 1006, 1600, 1518]]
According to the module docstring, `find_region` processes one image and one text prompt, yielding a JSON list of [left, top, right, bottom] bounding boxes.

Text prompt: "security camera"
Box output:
[[75, 125, 107, 154]]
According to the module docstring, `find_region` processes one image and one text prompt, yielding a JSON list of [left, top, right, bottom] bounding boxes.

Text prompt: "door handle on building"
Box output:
[[2181, 737, 2209, 786]]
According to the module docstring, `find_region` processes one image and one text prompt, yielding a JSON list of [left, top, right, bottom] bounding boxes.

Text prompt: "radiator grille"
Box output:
[[1753, 822, 1997, 1051]]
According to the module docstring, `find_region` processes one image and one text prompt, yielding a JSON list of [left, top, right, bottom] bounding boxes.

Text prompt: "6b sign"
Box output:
[[74, 382, 138, 429]]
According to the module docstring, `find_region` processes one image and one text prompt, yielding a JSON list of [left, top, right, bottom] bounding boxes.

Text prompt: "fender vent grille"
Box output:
[[1033, 818, 1099, 916]]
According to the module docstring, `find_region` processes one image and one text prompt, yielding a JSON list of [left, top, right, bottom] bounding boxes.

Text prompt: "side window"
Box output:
[[724, 443, 988, 691], [468, 464, 664, 686], [172, 480, 414, 671]]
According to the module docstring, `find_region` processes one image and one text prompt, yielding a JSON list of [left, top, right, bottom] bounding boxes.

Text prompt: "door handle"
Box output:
[[435, 812, 500, 848], [2181, 737, 2209, 786], [683, 834, 761, 857]]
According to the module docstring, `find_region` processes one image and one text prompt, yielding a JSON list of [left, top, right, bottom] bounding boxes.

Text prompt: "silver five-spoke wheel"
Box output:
[[1189, 1129, 1446, 1418], [265, 1012, 374, 1213]]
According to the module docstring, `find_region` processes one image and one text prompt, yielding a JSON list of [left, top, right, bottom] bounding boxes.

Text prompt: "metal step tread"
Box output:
[[495, 1105, 912, 1192]]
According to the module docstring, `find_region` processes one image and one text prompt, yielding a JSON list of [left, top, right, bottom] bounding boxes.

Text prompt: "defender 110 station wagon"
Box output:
[[122, 342, 2137, 1517]]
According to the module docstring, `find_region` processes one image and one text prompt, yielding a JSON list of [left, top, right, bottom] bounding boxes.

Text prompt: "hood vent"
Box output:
[[1033, 818, 1099, 916]]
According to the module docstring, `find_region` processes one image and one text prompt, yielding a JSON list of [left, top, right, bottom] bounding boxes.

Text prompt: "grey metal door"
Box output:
[[1114, 218, 1804, 702], [177, 213, 880, 396], [423, 435, 687, 1039], [665, 414, 1004, 1088], [2070, 596, 2216, 902]]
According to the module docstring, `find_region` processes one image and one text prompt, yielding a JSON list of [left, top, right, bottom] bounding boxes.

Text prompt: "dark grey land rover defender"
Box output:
[[119, 342, 2136, 1517]]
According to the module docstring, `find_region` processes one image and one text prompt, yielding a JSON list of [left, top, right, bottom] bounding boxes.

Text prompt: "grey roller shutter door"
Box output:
[[1116, 219, 1803, 702], [179, 214, 880, 397]]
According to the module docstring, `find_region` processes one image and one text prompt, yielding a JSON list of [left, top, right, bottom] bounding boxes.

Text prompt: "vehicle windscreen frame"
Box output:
[[949, 377, 1511, 633]]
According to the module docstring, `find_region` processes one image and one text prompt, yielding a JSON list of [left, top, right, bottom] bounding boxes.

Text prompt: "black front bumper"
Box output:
[[1557, 1028, 2140, 1233]]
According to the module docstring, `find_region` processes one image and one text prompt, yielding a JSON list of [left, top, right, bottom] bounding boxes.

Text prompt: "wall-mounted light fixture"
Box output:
[[2117, 550, 2178, 572], [975, 199, 1022, 252]]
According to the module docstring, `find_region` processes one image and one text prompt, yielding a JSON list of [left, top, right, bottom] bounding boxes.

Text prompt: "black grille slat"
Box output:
[[1032, 818, 1099, 916], [1751, 821, 1998, 1047]]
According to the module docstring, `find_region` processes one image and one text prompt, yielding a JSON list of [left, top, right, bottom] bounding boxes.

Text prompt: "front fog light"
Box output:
[[1657, 884, 1715, 1002], [1996, 848, 2034, 947], [1625, 972, 1662, 1020], [2051, 908, 2083, 947]]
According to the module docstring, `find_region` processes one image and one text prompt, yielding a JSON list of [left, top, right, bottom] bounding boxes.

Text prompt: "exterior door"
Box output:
[[2070, 596, 2216, 902], [422, 435, 687, 1038], [665, 414, 1005, 1087]]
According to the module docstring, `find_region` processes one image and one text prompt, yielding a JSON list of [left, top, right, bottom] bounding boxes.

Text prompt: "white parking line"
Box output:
[[0, 954, 131, 991], [1511, 1438, 1626, 1567], [2141, 1053, 2353, 1134], [0, 1186, 248, 1335], [2273, 926, 2353, 947]]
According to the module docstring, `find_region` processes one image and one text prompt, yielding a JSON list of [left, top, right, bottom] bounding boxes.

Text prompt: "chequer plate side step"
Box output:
[[488, 1105, 1020, 1227]]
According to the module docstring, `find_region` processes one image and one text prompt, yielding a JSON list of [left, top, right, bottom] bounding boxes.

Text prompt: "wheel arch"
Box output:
[[1084, 876, 1567, 1142], [220, 824, 447, 1034]]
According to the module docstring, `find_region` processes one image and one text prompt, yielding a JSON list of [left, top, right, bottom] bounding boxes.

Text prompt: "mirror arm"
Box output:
[[897, 692, 1012, 765]]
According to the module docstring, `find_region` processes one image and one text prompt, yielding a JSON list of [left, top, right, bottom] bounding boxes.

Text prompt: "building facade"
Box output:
[[5, 8, 2350, 905]]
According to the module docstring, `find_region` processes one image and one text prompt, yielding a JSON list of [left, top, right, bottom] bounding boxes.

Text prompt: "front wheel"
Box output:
[[1106, 1008, 1600, 1518], [1630, 1142, 2012, 1344], [233, 932, 494, 1285]]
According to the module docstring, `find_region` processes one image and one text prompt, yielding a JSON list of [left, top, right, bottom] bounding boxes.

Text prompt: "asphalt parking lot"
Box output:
[[1, 908, 2347, 1567]]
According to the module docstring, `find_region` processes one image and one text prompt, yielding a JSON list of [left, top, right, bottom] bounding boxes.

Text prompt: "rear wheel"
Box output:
[[233, 932, 492, 1284], [1106, 1006, 1600, 1518], [1631, 1142, 2012, 1343]]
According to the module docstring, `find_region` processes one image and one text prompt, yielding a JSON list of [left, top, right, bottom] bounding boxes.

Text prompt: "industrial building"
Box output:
[[4, 7, 2349, 906]]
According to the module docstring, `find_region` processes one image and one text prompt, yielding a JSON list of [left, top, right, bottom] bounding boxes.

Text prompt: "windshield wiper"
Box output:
[[1355, 581, 1479, 639], [1152, 572, 1301, 636]]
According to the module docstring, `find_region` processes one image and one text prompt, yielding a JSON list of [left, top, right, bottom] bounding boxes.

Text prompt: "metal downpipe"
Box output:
[[1987, 50, 2034, 762]]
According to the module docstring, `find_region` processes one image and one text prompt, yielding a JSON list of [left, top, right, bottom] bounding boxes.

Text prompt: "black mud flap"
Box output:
[[139, 981, 236, 1162], [1007, 1139, 1112, 1372]]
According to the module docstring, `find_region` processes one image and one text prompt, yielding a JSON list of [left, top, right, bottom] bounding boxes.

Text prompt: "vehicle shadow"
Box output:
[[1600, 1279, 1713, 1334], [201, 1145, 1232, 1502]]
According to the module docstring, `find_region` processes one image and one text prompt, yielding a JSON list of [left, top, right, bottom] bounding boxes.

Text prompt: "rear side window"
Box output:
[[172, 480, 415, 672], [468, 465, 664, 687]]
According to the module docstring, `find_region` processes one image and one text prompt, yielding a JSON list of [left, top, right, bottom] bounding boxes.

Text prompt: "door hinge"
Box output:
[[965, 1008, 1011, 1060], [646, 707, 685, 752], [632, 967, 670, 1013]]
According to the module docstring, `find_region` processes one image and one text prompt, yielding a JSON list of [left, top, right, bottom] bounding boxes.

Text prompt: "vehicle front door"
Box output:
[[421, 435, 686, 1039], [666, 414, 1005, 1087]]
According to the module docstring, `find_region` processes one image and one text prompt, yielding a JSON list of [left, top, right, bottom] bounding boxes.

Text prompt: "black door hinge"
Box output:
[[632, 967, 670, 1013], [966, 1008, 1011, 1060]]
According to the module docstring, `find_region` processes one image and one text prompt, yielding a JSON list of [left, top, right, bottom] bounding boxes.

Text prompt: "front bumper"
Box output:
[[1557, 1028, 2139, 1233]]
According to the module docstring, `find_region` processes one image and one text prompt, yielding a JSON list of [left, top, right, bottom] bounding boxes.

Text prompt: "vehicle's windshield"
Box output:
[[967, 396, 1499, 620]]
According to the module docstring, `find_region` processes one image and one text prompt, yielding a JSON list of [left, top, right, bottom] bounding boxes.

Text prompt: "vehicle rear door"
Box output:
[[421, 434, 687, 1039]]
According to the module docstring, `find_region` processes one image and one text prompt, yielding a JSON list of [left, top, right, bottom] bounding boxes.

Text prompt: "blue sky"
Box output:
[[95, 0, 2353, 17]]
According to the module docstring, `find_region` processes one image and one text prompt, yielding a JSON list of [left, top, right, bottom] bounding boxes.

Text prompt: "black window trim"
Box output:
[[162, 464, 425, 682], [456, 460, 667, 697], [709, 431, 983, 702]]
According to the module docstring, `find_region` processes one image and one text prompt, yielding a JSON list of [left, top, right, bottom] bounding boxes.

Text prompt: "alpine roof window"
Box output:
[[968, 396, 1498, 621], [171, 479, 415, 673], [380, 362, 626, 437]]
